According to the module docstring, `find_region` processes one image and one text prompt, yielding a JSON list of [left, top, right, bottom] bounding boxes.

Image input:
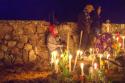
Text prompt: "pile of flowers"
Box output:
[[94, 33, 113, 53]]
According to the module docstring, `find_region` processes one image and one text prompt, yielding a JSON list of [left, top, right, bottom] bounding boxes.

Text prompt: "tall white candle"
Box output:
[[99, 54, 103, 68], [107, 54, 110, 59], [89, 48, 93, 55], [77, 50, 80, 56], [73, 50, 82, 71], [77, 50, 83, 59], [116, 37, 119, 42], [55, 59, 59, 73], [80, 63, 84, 76], [69, 54, 72, 72], [51, 51, 57, 65], [94, 63, 98, 70]]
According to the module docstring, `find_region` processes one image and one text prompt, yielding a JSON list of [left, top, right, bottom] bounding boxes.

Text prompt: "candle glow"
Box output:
[[77, 50, 83, 56], [80, 63, 84, 76], [94, 63, 98, 69], [55, 59, 59, 73], [51, 51, 57, 65], [69, 54, 72, 72]]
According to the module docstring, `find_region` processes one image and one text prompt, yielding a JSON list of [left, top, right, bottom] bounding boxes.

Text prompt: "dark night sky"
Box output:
[[0, 0, 125, 23]]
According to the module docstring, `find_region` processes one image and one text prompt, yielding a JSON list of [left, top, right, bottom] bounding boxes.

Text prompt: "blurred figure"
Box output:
[[91, 6, 102, 34], [47, 24, 63, 54], [77, 4, 94, 50]]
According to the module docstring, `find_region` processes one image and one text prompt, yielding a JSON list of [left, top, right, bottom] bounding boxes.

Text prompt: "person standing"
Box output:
[[47, 24, 63, 54], [77, 4, 94, 50], [91, 6, 102, 34]]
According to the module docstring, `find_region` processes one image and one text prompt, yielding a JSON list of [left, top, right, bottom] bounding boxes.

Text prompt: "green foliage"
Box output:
[[98, 69, 105, 81], [59, 51, 70, 78], [62, 67, 70, 77]]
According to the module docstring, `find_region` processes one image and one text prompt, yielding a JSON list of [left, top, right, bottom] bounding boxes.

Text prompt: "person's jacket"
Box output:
[[77, 10, 92, 34]]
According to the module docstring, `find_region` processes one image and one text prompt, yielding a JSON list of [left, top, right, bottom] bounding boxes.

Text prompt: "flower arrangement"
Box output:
[[95, 33, 113, 53]]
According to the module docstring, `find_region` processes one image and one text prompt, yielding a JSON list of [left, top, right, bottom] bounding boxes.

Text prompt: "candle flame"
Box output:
[[69, 54, 72, 59], [80, 63, 84, 69], [51, 51, 57, 56], [89, 48, 92, 52], [107, 54, 110, 59], [77, 50, 83, 55], [116, 37, 119, 41], [55, 59, 59, 65], [122, 36, 125, 39], [94, 63, 98, 69], [99, 54, 103, 59]]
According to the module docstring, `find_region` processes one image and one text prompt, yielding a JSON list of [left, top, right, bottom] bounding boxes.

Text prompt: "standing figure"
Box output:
[[77, 4, 94, 50], [91, 6, 102, 34], [47, 24, 63, 57]]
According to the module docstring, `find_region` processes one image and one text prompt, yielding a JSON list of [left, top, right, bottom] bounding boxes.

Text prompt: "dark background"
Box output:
[[0, 0, 125, 23]]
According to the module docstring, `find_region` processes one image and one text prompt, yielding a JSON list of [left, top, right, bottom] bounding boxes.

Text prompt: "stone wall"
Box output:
[[0, 20, 79, 69], [102, 23, 125, 34]]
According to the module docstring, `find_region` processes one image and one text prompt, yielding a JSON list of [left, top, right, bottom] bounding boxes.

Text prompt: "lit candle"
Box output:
[[99, 54, 103, 69], [96, 48, 99, 54], [55, 59, 59, 73], [73, 50, 83, 71], [69, 54, 72, 72], [80, 63, 84, 76], [77, 50, 82, 55], [99, 54, 103, 60], [51, 51, 57, 66], [80, 50, 83, 55], [94, 63, 98, 70], [107, 54, 110, 60], [116, 37, 119, 42], [77, 50, 80, 56], [89, 48, 93, 55], [77, 50, 83, 59]]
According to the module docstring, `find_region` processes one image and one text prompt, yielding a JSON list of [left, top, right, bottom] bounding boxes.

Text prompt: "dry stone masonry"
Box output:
[[0, 20, 79, 70]]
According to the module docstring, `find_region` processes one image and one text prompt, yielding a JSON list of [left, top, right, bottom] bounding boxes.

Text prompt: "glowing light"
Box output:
[[69, 54, 72, 72], [80, 63, 84, 76], [107, 54, 110, 59], [77, 50, 83, 56], [94, 63, 98, 69], [51, 51, 57, 65], [55, 59, 59, 73]]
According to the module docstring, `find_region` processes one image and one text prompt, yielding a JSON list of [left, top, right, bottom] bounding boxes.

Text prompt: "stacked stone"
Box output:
[[0, 22, 15, 64], [0, 20, 49, 66], [0, 20, 79, 69], [102, 23, 125, 34]]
